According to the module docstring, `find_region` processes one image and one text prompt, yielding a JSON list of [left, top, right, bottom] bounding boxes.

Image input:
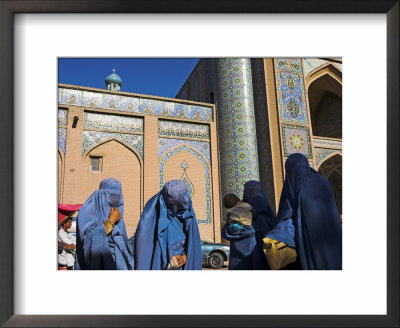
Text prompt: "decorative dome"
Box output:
[[105, 68, 122, 86]]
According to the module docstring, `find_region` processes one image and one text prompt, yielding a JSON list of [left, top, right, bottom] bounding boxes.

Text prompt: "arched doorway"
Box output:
[[82, 139, 142, 237], [307, 66, 342, 138], [318, 154, 342, 215]]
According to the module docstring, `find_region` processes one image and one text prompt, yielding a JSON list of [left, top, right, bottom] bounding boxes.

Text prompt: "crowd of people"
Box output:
[[57, 153, 342, 270]]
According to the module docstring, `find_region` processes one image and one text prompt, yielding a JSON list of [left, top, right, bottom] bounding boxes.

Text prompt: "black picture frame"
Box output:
[[0, 1, 398, 327]]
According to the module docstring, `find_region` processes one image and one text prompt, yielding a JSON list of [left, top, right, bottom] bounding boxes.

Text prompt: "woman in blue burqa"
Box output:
[[242, 180, 277, 269], [266, 153, 342, 270], [75, 178, 134, 270], [134, 180, 202, 270]]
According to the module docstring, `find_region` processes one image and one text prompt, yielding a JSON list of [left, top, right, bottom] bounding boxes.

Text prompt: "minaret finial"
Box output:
[[112, 68, 116, 73]]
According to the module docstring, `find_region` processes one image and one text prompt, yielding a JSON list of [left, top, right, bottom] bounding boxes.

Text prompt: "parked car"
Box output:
[[128, 235, 230, 269], [201, 240, 230, 269]]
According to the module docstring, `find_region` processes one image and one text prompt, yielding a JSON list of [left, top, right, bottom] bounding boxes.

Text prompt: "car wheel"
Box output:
[[208, 252, 224, 269]]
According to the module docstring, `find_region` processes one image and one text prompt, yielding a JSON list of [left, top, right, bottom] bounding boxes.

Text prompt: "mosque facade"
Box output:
[[58, 58, 342, 242]]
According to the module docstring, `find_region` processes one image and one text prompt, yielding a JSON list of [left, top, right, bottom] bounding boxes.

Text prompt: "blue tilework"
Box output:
[[213, 58, 259, 197], [158, 120, 209, 140], [158, 137, 211, 165], [58, 128, 67, 154], [82, 131, 143, 157], [275, 59, 308, 124], [58, 109, 68, 126], [281, 124, 313, 159], [59, 87, 213, 122], [83, 112, 143, 133], [315, 147, 342, 168], [159, 144, 211, 224]]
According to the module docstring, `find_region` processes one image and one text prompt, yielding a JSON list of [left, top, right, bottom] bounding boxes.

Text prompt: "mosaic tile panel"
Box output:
[[58, 109, 68, 126], [314, 147, 341, 168], [158, 120, 209, 140], [281, 124, 313, 159], [83, 112, 143, 133], [158, 138, 211, 162], [303, 58, 342, 78], [82, 131, 143, 158], [275, 58, 308, 124], [313, 137, 342, 149], [159, 145, 211, 224], [59, 87, 213, 122], [213, 58, 259, 197], [58, 128, 67, 154]]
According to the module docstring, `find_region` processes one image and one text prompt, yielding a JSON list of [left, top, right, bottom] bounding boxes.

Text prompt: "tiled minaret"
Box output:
[[212, 58, 260, 199]]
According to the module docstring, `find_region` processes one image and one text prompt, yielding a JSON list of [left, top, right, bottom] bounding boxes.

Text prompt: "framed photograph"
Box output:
[[1, 1, 398, 327]]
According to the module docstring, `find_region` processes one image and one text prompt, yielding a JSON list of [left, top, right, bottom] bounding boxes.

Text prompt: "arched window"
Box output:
[[308, 68, 342, 139]]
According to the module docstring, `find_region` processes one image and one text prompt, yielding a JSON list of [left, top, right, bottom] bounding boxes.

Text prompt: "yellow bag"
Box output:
[[263, 237, 297, 270]]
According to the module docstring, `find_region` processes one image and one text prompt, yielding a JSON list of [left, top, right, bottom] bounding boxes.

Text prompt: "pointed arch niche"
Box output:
[[160, 144, 212, 225], [318, 153, 342, 215], [82, 138, 143, 237], [307, 65, 342, 139]]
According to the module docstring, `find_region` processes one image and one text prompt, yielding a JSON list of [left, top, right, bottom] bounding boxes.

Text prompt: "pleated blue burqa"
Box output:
[[242, 180, 277, 269], [134, 180, 202, 270], [268, 153, 342, 270], [75, 178, 134, 270]]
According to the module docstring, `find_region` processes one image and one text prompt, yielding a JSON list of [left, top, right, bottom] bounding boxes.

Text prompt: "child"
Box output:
[[222, 194, 259, 270]]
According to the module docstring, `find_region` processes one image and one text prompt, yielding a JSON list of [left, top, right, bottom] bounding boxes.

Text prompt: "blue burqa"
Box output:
[[75, 178, 134, 270], [222, 223, 260, 270], [134, 180, 202, 270], [267, 153, 342, 270], [242, 180, 277, 269]]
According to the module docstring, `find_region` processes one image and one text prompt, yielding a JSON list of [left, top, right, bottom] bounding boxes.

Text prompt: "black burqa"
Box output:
[[269, 153, 342, 270], [242, 180, 277, 269]]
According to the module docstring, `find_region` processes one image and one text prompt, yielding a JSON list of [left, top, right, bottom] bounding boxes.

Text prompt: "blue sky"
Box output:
[[58, 58, 200, 98]]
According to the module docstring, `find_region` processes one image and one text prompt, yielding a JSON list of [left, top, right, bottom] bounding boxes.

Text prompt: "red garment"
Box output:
[[58, 204, 83, 223]]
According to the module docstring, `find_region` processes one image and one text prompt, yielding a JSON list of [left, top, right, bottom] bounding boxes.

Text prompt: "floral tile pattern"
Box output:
[[158, 137, 211, 162], [275, 58, 308, 124], [315, 147, 342, 169], [281, 124, 312, 159], [58, 87, 213, 122]]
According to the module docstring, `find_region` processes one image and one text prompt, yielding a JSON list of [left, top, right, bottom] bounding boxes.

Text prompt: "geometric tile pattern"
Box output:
[[59, 87, 213, 122], [159, 144, 211, 224], [281, 124, 313, 159], [83, 112, 144, 133], [158, 138, 211, 162], [275, 58, 308, 124], [313, 137, 342, 150], [58, 109, 68, 126], [314, 147, 342, 169], [58, 128, 67, 154], [213, 58, 260, 198], [158, 120, 210, 140], [81, 130, 143, 158]]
